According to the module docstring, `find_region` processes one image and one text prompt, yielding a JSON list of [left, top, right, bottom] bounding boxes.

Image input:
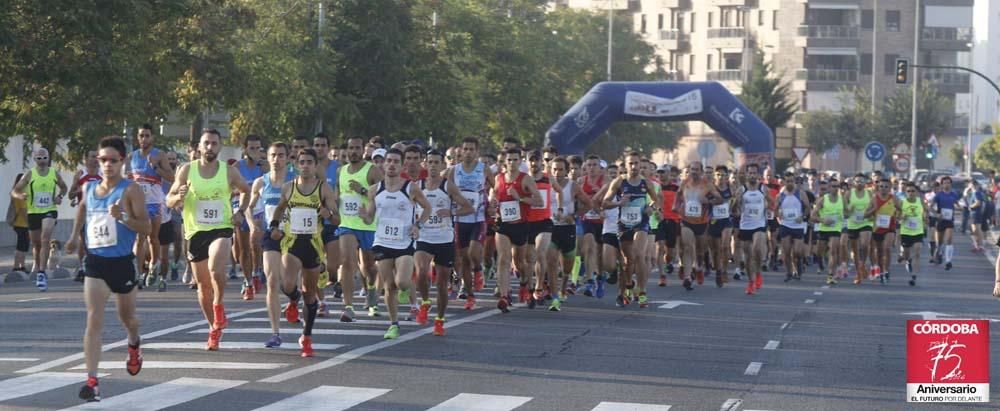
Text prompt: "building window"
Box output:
[[689, 55, 695, 75], [690, 12, 696, 32], [707, 54, 714, 71], [772, 11, 778, 30], [886, 10, 900, 32], [758, 10, 765, 26], [861, 10, 874, 30], [640, 14, 647, 33], [884, 54, 899, 75], [708, 12, 713, 28], [861, 53, 872, 75], [658, 14, 664, 30]]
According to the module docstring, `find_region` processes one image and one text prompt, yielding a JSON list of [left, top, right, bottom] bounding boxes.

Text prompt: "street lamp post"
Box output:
[[909, 0, 919, 180], [607, 1, 613, 81]]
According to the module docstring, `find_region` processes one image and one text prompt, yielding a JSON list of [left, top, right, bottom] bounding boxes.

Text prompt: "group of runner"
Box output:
[[14, 130, 972, 402]]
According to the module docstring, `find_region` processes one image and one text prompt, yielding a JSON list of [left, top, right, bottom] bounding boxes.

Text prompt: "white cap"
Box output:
[[599, 160, 608, 169], [372, 148, 387, 159]]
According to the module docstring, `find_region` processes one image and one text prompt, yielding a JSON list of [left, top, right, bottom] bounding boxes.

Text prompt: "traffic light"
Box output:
[[895, 59, 909, 84], [925, 144, 938, 159]]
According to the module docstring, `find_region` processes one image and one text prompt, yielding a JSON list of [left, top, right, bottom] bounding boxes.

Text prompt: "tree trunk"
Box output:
[[188, 111, 204, 147]]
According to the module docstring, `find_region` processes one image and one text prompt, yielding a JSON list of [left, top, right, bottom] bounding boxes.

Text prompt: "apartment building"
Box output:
[[553, 0, 975, 170]]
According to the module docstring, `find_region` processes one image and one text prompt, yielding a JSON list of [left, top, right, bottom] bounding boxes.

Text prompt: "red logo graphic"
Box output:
[[906, 320, 990, 403]]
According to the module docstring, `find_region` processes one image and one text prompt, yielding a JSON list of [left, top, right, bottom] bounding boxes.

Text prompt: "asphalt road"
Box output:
[[1, 231, 999, 411]]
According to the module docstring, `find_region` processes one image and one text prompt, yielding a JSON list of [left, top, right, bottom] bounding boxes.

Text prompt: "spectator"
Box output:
[[5, 173, 29, 272]]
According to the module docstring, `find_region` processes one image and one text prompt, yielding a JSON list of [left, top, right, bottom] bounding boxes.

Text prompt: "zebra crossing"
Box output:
[[0, 372, 690, 411]]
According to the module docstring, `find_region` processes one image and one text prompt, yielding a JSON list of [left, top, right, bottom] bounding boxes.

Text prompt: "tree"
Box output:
[[877, 84, 953, 150], [974, 130, 1000, 172], [799, 88, 876, 166], [740, 49, 797, 133], [948, 142, 964, 167]]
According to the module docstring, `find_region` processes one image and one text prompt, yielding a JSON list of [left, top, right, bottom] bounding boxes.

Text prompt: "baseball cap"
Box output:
[[372, 148, 387, 159]]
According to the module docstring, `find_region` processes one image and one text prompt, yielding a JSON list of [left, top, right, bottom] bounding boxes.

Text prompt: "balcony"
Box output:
[[707, 70, 744, 93], [662, 70, 685, 81], [921, 27, 973, 51], [706, 27, 748, 49], [658, 29, 689, 51], [921, 69, 969, 94], [792, 68, 858, 91], [707, 0, 750, 5], [659, 0, 691, 8], [794, 25, 860, 48]]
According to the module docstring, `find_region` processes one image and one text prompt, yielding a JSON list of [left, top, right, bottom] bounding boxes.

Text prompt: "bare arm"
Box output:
[[320, 182, 340, 227], [521, 177, 542, 208], [55, 172, 68, 200], [11, 172, 31, 200], [447, 179, 474, 217], [601, 179, 622, 209], [360, 184, 378, 225], [411, 183, 432, 226], [68, 170, 83, 205], [155, 152, 175, 183], [245, 177, 264, 228], [166, 164, 190, 208], [123, 183, 152, 236]]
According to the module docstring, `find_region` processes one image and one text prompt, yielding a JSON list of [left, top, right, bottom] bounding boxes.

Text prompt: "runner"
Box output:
[[6, 174, 29, 273], [65, 136, 146, 402], [246, 142, 294, 347], [69, 150, 103, 282], [599, 164, 622, 297], [11, 147, 68, 291], [524, 150, 562, 309], [579, 155, 609, 296], [926, 181, 941, 264], [811, 178, 847, 285], [900, 182, 928, 286], [776, 171, 810, 282], [166, 129, 251, 350], [414, 150, 473, 334], [337, 137, 385, 317], [733, 164, 772, 295], [762, 168, 781, 271], [865, 178, 902, 284], [490, 148, 542, 312], [450, 137, 494, 303], [360, 148, 432, 339], [846, 174, 874, 281], [708, 165, 735, 287], [127, 124, 174, 289], [163, 151, 184, 282], [603, 152, 654, 307], [658, 167, 682, 285], [931, 176, 960, 270], [233, 135, 265, 300], [268, 148, 338, 357], [675, 162, 722, 290], [313, 133, 340, 317], [549, 156, 590, 306]]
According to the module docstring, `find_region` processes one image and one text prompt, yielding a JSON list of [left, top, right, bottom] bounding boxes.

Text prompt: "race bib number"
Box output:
[[500, 201, 521, 222], [684, 201, 702, 218], [532, 189, 548, 210], [853, 211, 865, 223], [33, 192, 52, 209], [86, 213, 116, 248], [196, 200, 224, 225], [289, 207, 317, 235], [782, 208, 800, 221], [376, 218, 405, 243], [461, 191, 481, 211], [584, 209, 602, 220], [264, 205, 278, 224], [876, 214, 891, 228], [766, 209, 775, 220], [745, 205, 763, 219], [417, 205, 447, 229], [823, 214, 840, 226], [940, 208, 954, 221], [341, 194, 361, 217], [712, 203, 730, 219], [905, 217, 920, 230], [620, 206, 642, 225]]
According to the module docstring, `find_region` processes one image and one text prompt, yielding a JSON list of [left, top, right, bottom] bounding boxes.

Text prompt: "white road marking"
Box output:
[[744, 362, 763, 376], [16, 297, 51, 303], [0, 357, 39, 362], [189, 328, 385, 336], [260, 306, 504, 383], [813, 291, 823, 296], [780, 322, 789, 330], [427, 393, 533, 411], [142, 342, 346, 351], [821, 285, 830, 289], [0, 372, 107, 402], [70, 361, 287, 370], [251, 386, 391, 411], [18, 307, 267, 374], [719, 398, 743, 411], [592, 401, 672, 411], [763, 340, 780, 350], [61, 377, 246, 411], [804, 299, 815, 304]]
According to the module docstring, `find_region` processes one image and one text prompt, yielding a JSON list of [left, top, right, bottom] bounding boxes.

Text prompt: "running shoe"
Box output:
[[265, 334, 282, 348], [475, 270, 485, 291], [878, 273, 885, 285], [497, 296, 510, 313], [252, 275, 263, 293], [241, 280, 254, 300], [365, 286, 379, 309], [755, 272, 763, 289], [284, 300, 300, 324], [408, 306, 419, 322], [126, 342, 143, 376], [607, 271, 618, 285], [170, 262, 179, 281], [615, 295, 626, 307], [695, 269, 705, 285], [213, 304, 228, 330], [909, 276, 916, 286], [826, 274, 837, 285], [682, 278, 693, 291], [340, 306, 356, 322], [745, 282, 754, 295], [464, 295, 476, 310], [518, 284, 530, 303], [583, 279, 595, 297], [36, 272, 47, 292], [658, 274, 667, 287], [384, 325, 400, 339], [79, 376, 100, 402], [716, 272, 724, 288], [565, 283, 577, 296], [228, 266, 238, 280], [527, 294, 537, 309], [945, 262, 953, 271], [458, 292, 467, 300], [137, 273, 145, 290], [317, 302, 328, 317], [433, 318, 446, 336], [74, 269, 85, 283], [548, 298, 561, 312], [417, 302, 431, 324], [733, 268, 742, 281], [299, 335, 314, 357], [905, 259, 913, 273], [368, 305, 379, 317], [318, 270, 330, 289], [333, 282, 343, 299], [157, 277, 166, 292], [595, 276, 607, 298], [206, 328, 222, 351], [638, 293, 648, 308], [145, 270, 157, 288], [884, 271, 890, 282]]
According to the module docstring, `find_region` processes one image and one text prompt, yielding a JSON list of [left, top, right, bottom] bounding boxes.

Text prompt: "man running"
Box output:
[[524, 150, 562, 309], [931, 176, 960, 270], [865, 178, 902, 284], [675, 162, 722, 290], [579, 155, 609, 296], [12, 147, 67, 291], [450, 137, 494, 301], [846, 174, 874, 281], [776, 171, 810, 282], [811, 178, 846, 285], [233, 135, 265, 300], [708, 165, 735, 287], [166, 129, 250, 350], [658, 167, 682, 285], [361, 148, 431, 339], [65, 136, 146, 402], [549, 156, 590, 307], [337, 136, 385, 317], [127, 124, 174, 289], [899, 183, 928, 287], [268, 148, 338, 357], [491, 148, 542, 312], [313, 133, 341, 317], [69, 149, 103, 282], [733, 164, 772, 295], [603, 152, 654, 307]]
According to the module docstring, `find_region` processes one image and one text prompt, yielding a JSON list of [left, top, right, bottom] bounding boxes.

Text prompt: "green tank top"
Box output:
[[338, 162, 375, 230], [647, 184, 661, 229], [846, 189, 872, 229], [818, 193, 844, 232], [899, 197, 925, 236], [27, 167, 58, 214], [183, 161, 233, 238]]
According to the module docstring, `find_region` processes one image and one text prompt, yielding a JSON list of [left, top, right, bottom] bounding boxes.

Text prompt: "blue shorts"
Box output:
[[262, 229, 281, 252], [146, 204, 161, 220], [322, 224, 340, 244], [335, 227, 374, 251], [239, 212, 263, 233], [575, 217, 584, 236]]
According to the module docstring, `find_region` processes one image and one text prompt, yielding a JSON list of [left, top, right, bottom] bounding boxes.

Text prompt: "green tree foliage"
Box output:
[[740, 50, 797, 133], [877, 85, 953, 149], [974, 130, 1000, 172]]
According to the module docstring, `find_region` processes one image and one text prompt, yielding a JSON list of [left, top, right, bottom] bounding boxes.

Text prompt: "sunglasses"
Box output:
[[446, 156, 454, 160], [35, 157, 48, 161], [98, 157, 121, 164], [543, 157, 553, 162]]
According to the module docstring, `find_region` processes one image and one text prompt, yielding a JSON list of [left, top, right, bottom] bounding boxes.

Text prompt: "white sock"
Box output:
[[945, 245, 954, 262]]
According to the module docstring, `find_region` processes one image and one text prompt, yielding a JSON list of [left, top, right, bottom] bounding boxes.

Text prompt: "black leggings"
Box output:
[[14, 227, 29, 252]]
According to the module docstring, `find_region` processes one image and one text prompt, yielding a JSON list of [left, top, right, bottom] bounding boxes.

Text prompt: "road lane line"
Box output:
[[719, 398, 743, 411], [821, 285, 830, 289], [17, 307, 267, 374], [61, 377, 246, 411], [70, 361, 288, 370], [780, 322, 789, 330], [189, 328, 384, 336], [142, 342, 346, 351], [252, 386, 391, 411], [592, 401, 672, 411], [428, 393, 533, 411], [804, 299, 815, 304], [763, 340, 780, 350], [260, 306, 503, 383], [16, 297, 51, 303], [0, 357, 39, 362], [744, 362, 763, 376], [0, 372, 107, 402], [813, 291, 823, 296]]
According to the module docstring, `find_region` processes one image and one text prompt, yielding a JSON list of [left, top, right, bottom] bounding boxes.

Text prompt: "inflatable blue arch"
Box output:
[[544, 81, 774, 168]]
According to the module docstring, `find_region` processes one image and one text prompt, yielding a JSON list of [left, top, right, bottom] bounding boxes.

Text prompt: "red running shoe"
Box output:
[[658, 275, 667, 287], [213, 304, 227, 330], [241, 281, 254, 301], [518, 284, 530, 303], [474, 270, 485, 291], [497, 296, 510, 313], [755, 272, 763, 289], [206, 328, 222, 351], [252, 276, 263, 293], [299, 335, 314, 358], [416, 303, 431, 325], [126, 343, 143, 376], [284, 300, 300, 324], [433, 318, 446, 336], [695, 269, 705, 285], [464, 295, 476, 310]]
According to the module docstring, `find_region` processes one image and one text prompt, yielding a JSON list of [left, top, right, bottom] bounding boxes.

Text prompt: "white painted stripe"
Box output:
[[0, 357, 39, 362], [189, 328, 385, 336], [261, 305, 505, 383], [821, 285, 830, 289], [62, 377, 246, 411], [763, 340, 780, 350], [70, 361, 287, 370], [235, 317, 427, 326], [813, 291, 823, 295], [804, 299, 815, 304], [252, 386, 391, 411], [427, 393, 533, 411], [744, 362, 763, 376], [18, 307, 268, 374], [142, 342, 346, 351], [16, 297, 51, 303], [780, 322, 789, 330], [592, 401, 672, 411], [0, 372, 107, 402], [719, 398, 743, 411]]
